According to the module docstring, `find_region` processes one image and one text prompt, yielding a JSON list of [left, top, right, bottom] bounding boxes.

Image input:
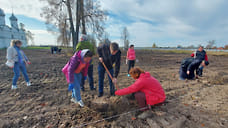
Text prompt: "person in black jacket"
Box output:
[[191, 46, 209, 76], [97, 42, 121, 97], [179, 58, 209, 80]]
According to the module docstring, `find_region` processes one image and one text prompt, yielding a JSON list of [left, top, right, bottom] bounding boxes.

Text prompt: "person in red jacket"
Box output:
[[115, 67, 166, 111], [126, 44, 136, 77]]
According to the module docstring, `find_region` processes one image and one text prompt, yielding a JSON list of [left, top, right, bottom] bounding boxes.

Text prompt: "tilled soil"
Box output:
[[0, 49, 227, 128]]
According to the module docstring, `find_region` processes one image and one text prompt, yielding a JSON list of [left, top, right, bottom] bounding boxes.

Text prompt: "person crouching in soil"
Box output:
[[62, 49, 93, 107], [115, 67, 166, 111], [6, 40, 31, 89], [179, 58, 209, 80]]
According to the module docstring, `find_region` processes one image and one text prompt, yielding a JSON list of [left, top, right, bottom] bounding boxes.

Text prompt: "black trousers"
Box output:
[[80, 64, 94, 90], [128, 60, 135, 73]]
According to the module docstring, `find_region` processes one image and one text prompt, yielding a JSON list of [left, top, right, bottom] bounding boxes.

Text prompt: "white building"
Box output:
[[0, 8, 27, 48]]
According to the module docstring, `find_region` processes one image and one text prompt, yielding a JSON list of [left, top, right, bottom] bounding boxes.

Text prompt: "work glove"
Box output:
[[68, 83, 74, 91], [84, 76, 87, 80]]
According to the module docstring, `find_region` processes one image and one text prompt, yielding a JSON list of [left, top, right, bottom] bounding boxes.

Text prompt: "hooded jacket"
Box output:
[[115, 72, 166, 105], [127, 48, 136, 60], [62, 50, 90, 83]]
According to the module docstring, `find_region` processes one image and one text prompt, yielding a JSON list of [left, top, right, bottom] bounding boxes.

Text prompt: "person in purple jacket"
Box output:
[[62, 49, 93, 107]]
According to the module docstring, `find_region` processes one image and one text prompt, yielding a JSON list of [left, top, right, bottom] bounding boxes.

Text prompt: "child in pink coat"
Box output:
[[62, 49, 93, 107]]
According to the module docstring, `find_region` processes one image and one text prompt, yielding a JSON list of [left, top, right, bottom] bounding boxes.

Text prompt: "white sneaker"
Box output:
[[11, 85, 17, 89], [71, 98, 78, 103], [27, 82, 31, 86], [78, 100, 84, 107]]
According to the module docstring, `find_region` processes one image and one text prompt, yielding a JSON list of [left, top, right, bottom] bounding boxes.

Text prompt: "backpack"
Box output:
[[181, 58, 194, 69]]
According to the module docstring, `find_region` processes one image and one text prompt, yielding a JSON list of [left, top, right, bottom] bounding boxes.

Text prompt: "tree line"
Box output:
[[40, 0, 107, 51]]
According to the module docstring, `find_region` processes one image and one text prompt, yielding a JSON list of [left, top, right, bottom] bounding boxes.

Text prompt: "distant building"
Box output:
[[0, 8, 27, 48], [217, 47, 224, 50]]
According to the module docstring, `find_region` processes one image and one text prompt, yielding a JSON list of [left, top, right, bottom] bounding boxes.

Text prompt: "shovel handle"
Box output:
[[101, 62, 119, 90]]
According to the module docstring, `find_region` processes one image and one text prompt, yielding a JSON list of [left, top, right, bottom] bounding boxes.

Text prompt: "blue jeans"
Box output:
[[98, 65, 115, 94], [13, 62, 29, 85], [72, 73, 82, 101], [80, 64, 94, 90]]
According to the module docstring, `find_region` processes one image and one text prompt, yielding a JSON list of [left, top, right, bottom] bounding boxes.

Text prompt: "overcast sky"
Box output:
[[0, 0, 227, 47]]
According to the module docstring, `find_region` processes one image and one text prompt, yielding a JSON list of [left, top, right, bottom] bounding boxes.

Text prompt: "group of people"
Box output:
[[61, 35, 166, 108], [5, 37, 209, 111], [179, 46, 209, 80], [51, 46, 62, 54]]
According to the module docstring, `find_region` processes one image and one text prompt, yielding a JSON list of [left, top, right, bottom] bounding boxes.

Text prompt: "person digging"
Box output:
[[97, 42, 121, 97], [115, 67, 166, 111]]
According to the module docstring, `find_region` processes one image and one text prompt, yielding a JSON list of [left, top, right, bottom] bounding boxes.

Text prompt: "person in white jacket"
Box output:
[[6, 40, 31, 89]]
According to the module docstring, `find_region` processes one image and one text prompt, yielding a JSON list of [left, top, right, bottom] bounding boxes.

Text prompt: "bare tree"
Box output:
[[40, 0, 75, 48], [83, 0, 107, 41], [80, 0, 86, 34], [224, 45, 228, 50], [66, 0, 77, 49], [206, 40, 215, 49], [40, 0, 107, 51], [152, 43, 157, 48], [57, 20, 71, 46], [26, 31, 35, 46], [19, 23, 25, 31], [19, 23, 35, 46], [88, 34, 97, 51], [121, 27, 130, 51]]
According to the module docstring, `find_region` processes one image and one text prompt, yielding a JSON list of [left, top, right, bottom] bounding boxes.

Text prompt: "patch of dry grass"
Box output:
[[152, 49, 228, 56]]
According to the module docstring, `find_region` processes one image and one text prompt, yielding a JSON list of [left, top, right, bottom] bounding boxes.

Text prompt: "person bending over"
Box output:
[[76, 34, 96, 91], [97, 42, 121, 97], [179, 58, 209, 80], [62, 49, 93, 107]]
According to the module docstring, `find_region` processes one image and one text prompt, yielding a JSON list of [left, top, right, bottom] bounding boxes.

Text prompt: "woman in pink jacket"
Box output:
[[126, 45, 136, 77], [62, 49, 93, 107], [115, 67, 166, 111]]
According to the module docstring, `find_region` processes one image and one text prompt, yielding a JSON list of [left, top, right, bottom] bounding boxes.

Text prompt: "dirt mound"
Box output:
[[0, 49, 228, 128]]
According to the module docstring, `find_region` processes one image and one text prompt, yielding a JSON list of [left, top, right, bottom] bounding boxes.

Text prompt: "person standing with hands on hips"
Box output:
[[97, 42, 121, 97], [6, 40, 31, 89]]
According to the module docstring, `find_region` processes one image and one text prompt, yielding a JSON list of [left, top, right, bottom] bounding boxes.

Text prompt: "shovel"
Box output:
[[101, 62, 119, 90]]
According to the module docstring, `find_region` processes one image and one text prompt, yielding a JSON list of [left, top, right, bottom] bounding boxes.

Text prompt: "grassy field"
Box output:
[[23, 46, 51, 50], [22, 46, 73, 50], [2, 46, 227, 56]]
